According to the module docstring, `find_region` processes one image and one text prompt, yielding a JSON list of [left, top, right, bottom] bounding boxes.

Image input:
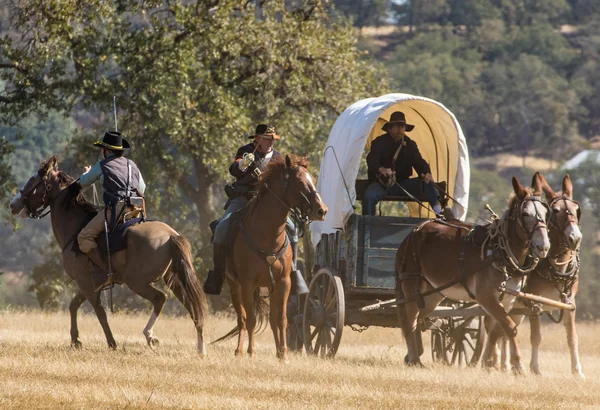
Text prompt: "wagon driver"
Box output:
[[362, 111, 442, 216]]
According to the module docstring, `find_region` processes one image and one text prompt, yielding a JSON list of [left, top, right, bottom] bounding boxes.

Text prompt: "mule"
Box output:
[[9, 156, 207, 354], [214, 155, 327, 361], [493, 174, 583, 376], [395, 173, 551, 373]]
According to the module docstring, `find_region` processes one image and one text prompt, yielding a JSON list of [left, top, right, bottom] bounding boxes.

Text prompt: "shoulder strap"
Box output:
[[126, 159, 131, 198], [391, 142, 403, 171]]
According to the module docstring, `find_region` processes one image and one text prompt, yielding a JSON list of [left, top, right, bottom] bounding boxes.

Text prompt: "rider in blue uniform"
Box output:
[[203, 124, 308, 296]]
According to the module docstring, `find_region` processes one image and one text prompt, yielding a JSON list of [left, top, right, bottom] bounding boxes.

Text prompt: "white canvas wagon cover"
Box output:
[[311, 93, 470, 247]]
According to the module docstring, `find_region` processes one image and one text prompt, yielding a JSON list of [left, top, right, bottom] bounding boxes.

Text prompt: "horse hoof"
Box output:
[[235, 350, 244, 357], [108, 343, 117, 350], [511, 366, 524, 376], [71, 340, 82, 349], [574, 371, 585, 379], [147, 336, 160, 348]]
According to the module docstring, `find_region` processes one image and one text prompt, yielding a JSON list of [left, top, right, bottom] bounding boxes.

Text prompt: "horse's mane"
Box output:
[[257, 155, 308, 192], [58, 172, 99, 213]]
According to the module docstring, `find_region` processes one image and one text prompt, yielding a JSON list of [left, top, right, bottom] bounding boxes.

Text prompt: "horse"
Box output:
[[9, 156, 207, 354], [492, 174, 583, 376], [395, 173, 551, 373], [214, 155, 327, 362]]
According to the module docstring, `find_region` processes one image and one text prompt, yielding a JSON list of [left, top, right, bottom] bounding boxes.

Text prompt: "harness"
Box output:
[[397, 196, 550, 306]]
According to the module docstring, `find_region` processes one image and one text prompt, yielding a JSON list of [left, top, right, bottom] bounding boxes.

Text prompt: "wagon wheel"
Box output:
[[431, 314, 484, 367], [303, 267, 345, 358]]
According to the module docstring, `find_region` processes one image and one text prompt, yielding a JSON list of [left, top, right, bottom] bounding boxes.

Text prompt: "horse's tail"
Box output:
[[211, 288, 270, 344], [166, 235, 207, 327]]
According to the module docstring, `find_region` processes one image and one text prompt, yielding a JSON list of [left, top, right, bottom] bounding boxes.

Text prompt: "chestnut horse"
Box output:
[[493, 174, 583, 376], [396, 173, 550, 372], [216, 155, 327, 361], [9, 156, 207, 354]]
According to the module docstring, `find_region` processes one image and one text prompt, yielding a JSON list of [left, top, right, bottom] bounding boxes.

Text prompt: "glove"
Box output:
[[238, 152, 255, 170]]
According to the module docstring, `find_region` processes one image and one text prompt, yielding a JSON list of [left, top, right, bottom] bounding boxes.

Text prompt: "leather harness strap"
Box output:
[[241, 223, 289, 286]]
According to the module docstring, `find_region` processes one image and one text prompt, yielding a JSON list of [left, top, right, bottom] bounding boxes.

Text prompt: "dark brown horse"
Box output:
[[216, 155, 327, 361], [396, 173, 551, 372], [9, 156, 207, 354], [493, 174, 583, 376]]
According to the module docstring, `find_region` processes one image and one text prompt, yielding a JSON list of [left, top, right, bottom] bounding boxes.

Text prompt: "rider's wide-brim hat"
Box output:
[[382, 111, 415, 132], [249, 123, 280, 140], [93, 131, 130, 151]]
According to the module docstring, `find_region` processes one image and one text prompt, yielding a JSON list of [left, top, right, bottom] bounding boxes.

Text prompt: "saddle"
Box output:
[[464, 224, 490, 248], [209, 206, 249, 250], [72, 217, 146, 256]]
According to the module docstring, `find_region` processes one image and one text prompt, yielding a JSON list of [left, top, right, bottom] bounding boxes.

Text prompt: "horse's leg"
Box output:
[[164, 272, 206, 356], [69, 290, 86, 348], [229, 279, 247, 357], [503, 314, 524, 372], [89, 292, 117, 349], [400, 279, 424, 366], [529, 313, 542, 375], [270, 277, 291, 361], [564, 304, 584, 377], [127, 282, 167, 347], [483, 316, 501, 368], [241, 284, 257, 357], [479, 298, 522, 373]]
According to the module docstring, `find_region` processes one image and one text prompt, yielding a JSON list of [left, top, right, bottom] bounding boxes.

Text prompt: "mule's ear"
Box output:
[[537, 173, 555, 201], [285, 154, 292, 169], [531, 172, 543, 196], [562, 174, 573, 199], [512, 176, 527, 199]]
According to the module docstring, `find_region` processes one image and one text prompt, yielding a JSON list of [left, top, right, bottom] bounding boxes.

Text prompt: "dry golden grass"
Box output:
[[1, 309, 599, 409]]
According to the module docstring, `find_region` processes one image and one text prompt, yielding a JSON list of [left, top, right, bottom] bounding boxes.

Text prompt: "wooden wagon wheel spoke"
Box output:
[[464, 332, 476, 351], [325, 296, 336, 313], [310, 327, 320, 342], [320, 277, 330, 304]]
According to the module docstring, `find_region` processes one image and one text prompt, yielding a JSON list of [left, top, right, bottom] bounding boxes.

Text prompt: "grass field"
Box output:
[[1, 309, 599, 409]]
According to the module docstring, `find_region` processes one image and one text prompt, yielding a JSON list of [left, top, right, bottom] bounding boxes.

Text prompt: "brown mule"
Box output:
[[9, 156, 207, 354], [214, 155, 327, 361], [492, 174, 584, 376], [395, 173, 551, 373]]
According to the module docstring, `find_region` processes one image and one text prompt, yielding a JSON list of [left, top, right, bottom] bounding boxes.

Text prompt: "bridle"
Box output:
[[509, 196, 550, 250], [263, 165, 315, 225], [20, 172, 55, 219], [542, 196, 582, 277]]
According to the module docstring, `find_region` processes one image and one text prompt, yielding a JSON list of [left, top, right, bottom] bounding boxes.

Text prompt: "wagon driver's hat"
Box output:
[[249, 123, 280, 140], [93, 131, 130, 151], [382, 111, 415, 132]]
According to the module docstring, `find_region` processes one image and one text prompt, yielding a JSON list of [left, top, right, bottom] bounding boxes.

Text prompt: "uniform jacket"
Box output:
[[228, 143, 281, 197]]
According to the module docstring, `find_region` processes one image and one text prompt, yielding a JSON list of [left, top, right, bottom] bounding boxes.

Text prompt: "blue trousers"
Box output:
[[362, 178, 439, 216], [213, 196, 298, 245]]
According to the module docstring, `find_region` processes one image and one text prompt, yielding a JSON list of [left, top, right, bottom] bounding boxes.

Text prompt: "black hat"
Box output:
[[248, 124, 280, 140], [93, 131, 130, 151], [382, 111, 415, 132]]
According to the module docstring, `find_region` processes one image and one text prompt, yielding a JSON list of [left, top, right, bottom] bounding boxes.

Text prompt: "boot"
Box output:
[[86, 247, 111, 292], [203, 243, 226, 295], [289, 241, 309, 295]]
